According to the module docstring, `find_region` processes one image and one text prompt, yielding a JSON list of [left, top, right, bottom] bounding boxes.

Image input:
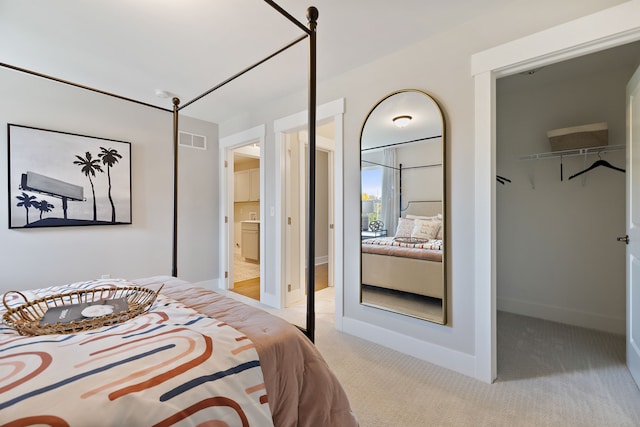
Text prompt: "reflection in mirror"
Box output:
[[360, 90, 446, 324]]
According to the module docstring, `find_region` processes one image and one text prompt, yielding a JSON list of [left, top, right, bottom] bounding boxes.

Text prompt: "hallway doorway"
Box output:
[[272, 98, 345, 332], [230, 147, 262, 301]]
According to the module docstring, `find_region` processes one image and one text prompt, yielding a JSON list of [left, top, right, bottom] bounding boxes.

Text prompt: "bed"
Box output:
[[0, 276, 359, 426], [361, 201, 444, 298]]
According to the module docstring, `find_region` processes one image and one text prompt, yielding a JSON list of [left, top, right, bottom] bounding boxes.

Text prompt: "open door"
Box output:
[[626, 63, 640, 389], [285, 132, 305, 307], [283, 128, 335, 309]]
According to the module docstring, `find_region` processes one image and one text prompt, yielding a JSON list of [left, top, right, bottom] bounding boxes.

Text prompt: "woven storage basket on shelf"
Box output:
[[547, 122, 608, 151], [2, 285, 163, 336]]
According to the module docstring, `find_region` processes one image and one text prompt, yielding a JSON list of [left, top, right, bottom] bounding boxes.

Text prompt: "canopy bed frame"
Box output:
[[1, 1, 319, 341]]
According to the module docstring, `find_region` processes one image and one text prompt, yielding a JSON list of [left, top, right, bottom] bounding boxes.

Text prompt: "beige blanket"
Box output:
[[134, 276, 359, 427]]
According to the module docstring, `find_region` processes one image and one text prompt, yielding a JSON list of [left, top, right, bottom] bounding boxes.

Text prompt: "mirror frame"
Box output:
[[359, 89, 447, 324]]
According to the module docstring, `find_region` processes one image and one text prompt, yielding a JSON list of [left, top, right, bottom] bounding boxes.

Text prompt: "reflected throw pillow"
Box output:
[[394, 217, 414, 238], [411, 219, 441, 240]]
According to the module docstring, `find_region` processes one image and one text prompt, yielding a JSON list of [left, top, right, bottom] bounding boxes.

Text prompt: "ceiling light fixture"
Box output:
[[154, 89, 175, 99], [393, 115, 412, 128]]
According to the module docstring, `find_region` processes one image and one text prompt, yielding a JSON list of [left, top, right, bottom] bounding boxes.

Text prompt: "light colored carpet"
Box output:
[[312, 300, 640, 426], [216, 286, 640, 426]]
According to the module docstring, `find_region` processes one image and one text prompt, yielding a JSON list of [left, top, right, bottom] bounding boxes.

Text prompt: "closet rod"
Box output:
[[519, 144, 624, 161]]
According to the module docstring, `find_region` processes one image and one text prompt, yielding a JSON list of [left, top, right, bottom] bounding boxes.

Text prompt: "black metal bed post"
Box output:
[[172, 97, 180, 277], [306, 6, 318, 343], [399, 163, 403, 215]]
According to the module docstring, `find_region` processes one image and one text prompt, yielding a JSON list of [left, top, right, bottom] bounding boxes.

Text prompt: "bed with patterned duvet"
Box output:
[[0, 275, 358, 427]]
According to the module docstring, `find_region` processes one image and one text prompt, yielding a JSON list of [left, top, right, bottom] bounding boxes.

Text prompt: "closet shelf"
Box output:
[[520, 144, 624, 161]]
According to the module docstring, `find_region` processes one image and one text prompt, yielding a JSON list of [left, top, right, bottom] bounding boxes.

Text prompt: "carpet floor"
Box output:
[[214, 285, 640, 426], [308, 298, 640, 426]]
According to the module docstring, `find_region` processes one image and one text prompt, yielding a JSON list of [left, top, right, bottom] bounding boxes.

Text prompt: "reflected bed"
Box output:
[[361, 201, 444, 299], [361, 238, 443, 298]]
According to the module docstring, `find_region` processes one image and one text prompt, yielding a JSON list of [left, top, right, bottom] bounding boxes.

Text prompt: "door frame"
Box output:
[[218, 125, 266, 299], [471, 2, 640, 383], [274, 98, 345, 326]]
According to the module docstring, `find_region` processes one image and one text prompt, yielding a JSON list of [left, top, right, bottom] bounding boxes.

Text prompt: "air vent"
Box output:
[[179, 131, 207, 150]]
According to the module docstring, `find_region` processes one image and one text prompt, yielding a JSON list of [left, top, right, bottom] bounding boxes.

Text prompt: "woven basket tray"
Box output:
[[2, 285, 163, 336]]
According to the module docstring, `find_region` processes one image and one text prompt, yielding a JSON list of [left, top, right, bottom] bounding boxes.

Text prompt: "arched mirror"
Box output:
[[360, 89, 446, 324]]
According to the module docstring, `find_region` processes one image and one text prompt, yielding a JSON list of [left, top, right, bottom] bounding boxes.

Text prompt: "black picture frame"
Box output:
[[7, 124, 132, 229]]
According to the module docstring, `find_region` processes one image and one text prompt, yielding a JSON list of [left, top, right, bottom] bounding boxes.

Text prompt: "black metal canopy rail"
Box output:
[[0, 1, 319, 342], [360, 134, 443, 152]]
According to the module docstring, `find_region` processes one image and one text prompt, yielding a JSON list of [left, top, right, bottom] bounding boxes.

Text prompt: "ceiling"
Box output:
[[0, 0, 513, 124], [499, 40, 640, 90]]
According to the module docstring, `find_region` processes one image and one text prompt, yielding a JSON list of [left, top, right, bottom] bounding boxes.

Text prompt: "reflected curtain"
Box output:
[[380, 148, 398, 235]]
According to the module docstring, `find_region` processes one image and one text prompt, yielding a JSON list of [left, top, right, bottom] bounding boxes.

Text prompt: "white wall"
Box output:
[[496, 54, 636, 334], [397, 140, 443, 205], [0, 67, 218, 291], [219, 0, 627, 377], [334, 0, 628, 369], [176, 116, 219, 283]]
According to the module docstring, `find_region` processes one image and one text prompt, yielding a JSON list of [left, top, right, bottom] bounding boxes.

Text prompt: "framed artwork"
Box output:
[[7, 124, 132, 228]]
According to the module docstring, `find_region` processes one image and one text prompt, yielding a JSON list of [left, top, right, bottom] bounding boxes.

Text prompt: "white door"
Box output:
[[626, 64, 640, 389], [326, 149, 335, 287], [299, 130, 336, 289], [314, 135, 336, 288], [285, 134, 304, 307]]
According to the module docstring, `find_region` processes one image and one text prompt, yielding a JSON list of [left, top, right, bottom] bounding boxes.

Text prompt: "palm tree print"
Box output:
[[16, 192, 37, 225], [34, 199, 55, 220], [73, 151, 103, 221], [98, 147, 122, 222]]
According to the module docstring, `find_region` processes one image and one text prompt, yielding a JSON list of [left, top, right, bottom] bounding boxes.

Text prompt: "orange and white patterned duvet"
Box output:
[[0, 280, 274, 427]]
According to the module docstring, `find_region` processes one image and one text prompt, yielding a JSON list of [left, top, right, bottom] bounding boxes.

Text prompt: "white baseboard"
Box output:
[[342, 317, 476, 379], [497, 296, 625, 334]]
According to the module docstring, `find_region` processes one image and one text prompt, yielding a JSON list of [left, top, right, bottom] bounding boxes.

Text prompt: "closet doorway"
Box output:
[[495, 41, 640, 381], [218, 125, 266, 305]]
